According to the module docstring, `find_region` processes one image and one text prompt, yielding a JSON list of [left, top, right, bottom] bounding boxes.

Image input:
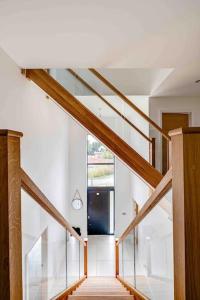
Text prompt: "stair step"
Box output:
[[70, 277, 133, 300], [68, 296, 133, 300], [74, 291, 130, 295]]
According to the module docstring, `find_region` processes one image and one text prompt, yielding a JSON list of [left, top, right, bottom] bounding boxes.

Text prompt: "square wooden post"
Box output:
[[0, 130, 23, 300], [84, 239, 88, 278], [170, 128, 200, 300], [115, 240, 119, 277]]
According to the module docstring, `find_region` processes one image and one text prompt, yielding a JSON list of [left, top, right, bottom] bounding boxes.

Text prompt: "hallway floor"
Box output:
[[68, 277, 133, 299]]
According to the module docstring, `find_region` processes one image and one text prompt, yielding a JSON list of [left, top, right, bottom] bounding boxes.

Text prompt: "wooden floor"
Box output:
[[68, 277, 134, 299]]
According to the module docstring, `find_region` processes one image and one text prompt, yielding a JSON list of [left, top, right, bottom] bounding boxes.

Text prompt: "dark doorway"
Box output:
[[162, 112, 189, 174], [87, 187, 114, 235]]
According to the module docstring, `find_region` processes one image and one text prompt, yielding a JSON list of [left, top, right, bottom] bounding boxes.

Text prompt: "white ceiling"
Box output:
[[0, 0, 200, 96]]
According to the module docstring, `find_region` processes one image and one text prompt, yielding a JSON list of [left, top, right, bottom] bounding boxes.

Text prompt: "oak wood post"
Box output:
[[0, 130, 23, 300], [170, 128, 200, 300], [115, 240, 119, 277], [84, 239, 88, 277], [149, 138, 156, 167]]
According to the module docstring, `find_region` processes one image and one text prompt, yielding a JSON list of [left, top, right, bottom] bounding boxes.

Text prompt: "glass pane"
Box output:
[[123, 230, 135, 287], [67, 235, 80, 286], [135, 188, 173, 299], [50, 69, 152, 168], [21, 190, 67, 300], [88, 164, 114, 187], [88, 135, 114, 164], [119, 242, 123, 278], [80, 242, 85, 278]]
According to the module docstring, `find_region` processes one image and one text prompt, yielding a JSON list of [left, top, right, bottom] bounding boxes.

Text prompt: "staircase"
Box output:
[[68, 277, 133, 300], [24, 69, 163, 188]]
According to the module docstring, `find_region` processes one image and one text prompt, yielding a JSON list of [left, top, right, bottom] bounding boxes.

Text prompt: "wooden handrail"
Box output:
[[117, 167, 172, 244], [24, 69, 163, 188], [89, 69, 171, 141], [21, 168, 85, 245], [67, 69, 152, 143]]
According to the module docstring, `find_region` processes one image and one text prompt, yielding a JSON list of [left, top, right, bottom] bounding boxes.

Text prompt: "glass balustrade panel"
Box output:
[[67, 234, 80, 286], [50, 69, 152, 165], [135, 188, 173, 300], [123, 230, 135, 287], [21, 190, 67, 300]]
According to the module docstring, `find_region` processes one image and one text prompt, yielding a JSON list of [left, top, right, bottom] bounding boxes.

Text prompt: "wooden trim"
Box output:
[[117, 276, 149, 300], [25, 69, 163, 188], [52, 276, 86, 300], [117, 167, 172, 244], [0, 130, 23, 299], [84, 239, 88, 277], [21, 168, 85, 245], [89, 69, 171, 141], [169, 126, 200, 136], [0, 129, 23, 137], [115, 240, 119, 277], [170, 127, 200, 299], [67, 69, 152, 143], [149, 137, 156, 167]]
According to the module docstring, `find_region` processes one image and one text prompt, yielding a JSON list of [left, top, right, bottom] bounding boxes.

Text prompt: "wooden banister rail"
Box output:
[[67, 69, 152, 144], [89, 69, 171, 141], [21, 168, 85, 245], [24, 69, 163, 188], [117, 167, 172, 244]]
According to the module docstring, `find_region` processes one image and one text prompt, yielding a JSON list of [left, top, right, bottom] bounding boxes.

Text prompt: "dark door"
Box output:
[[87, 188, 114, 235], [162, 113, 189, 174]]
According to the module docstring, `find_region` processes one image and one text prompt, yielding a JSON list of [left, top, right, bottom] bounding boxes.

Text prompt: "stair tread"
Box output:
[[69, 296, 133, 300], [74, 292, 130, 295], [70, 277, 133, 299]]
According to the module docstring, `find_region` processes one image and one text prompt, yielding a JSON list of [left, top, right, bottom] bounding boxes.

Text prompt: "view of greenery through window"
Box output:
[[87, 135, 114, 187]]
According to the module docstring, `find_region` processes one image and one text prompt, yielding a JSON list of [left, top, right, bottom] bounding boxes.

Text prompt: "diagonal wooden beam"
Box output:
[[25, 69, 163, 188], [89, 68, 171, 141]]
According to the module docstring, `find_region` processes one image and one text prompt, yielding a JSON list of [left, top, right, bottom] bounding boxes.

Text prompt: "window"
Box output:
[[87, 135, 115, 187]]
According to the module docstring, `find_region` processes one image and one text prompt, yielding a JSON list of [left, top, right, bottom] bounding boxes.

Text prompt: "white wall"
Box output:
[[149, 96, 200, 171], [0, 48, 69, 298]]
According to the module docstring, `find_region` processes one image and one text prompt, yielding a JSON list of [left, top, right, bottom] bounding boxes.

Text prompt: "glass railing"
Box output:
[[49, 69, 152, 165], [21, 189, 84, 300], [118, 188, 173, 300]]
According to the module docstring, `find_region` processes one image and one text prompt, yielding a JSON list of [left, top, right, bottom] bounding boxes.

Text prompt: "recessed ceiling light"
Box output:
[[195, 80, 200, 83]]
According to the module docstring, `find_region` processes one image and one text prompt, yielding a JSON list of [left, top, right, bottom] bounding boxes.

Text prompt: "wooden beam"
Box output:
[[21, 168, 85, 245], [0, 130, 23, 300], [170, 127, 200, 300], [67, 69, 152, 143], [117, 167, 172, 244], [25, 69, 162, 188], [89, 69, 171, 141]]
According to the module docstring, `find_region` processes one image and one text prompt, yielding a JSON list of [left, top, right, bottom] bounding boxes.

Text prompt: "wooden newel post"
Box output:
[[170, 128, 200, 300], [115, 240, 119, 278], [0, 130, 23, 300], [84, 239, 88, 278]]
